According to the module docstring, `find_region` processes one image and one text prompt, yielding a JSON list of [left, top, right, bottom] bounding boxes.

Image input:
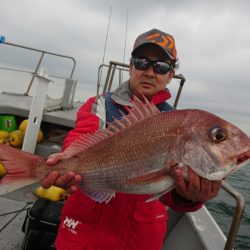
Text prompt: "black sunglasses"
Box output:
[[131, 57, 173, 75]]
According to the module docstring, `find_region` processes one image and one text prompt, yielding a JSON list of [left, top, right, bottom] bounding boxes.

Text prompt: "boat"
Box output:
[[0, 39, 245, 250]]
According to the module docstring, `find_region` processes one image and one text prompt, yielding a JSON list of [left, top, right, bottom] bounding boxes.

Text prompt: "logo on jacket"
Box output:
[[63, 216, 81, 234]]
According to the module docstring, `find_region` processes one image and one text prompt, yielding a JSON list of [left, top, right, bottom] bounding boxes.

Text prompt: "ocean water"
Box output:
[[206, 162, 250, 250]]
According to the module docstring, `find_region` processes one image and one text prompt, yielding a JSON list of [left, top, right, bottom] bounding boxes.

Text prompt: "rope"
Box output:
[[0, 207, 30, 217], [0, 202, 32, 233]]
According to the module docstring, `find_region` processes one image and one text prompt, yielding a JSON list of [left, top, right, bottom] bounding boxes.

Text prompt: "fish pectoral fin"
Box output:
[[124, 168, 171, 185], [82, 190, 115, 203]]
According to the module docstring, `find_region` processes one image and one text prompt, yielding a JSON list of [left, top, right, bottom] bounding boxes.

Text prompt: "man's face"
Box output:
[[129, 44, 174, 99]]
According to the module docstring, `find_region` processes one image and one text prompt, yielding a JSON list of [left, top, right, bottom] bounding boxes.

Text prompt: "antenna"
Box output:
[[121, 10, 128, 82], [100, 6, 112, 82]]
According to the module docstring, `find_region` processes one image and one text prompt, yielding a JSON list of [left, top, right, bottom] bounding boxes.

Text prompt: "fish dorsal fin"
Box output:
[[104, 95, 160, 134], [62, 131, 108, 158], [62, 95, 160, 158]]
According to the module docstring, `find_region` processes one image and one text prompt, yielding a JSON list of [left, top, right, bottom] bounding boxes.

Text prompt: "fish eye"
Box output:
[[210, 127, 227, 143]]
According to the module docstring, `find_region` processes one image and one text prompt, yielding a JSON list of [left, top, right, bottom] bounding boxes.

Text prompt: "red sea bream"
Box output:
[[0, 96, 249, 202]]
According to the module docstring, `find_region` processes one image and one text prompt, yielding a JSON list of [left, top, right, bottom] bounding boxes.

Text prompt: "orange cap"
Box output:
[[132, 28, 177, 60]]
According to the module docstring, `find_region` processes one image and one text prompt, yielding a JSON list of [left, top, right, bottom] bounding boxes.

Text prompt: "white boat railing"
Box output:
[[1, 40, 76, 95], [0, 39, 77, 110]]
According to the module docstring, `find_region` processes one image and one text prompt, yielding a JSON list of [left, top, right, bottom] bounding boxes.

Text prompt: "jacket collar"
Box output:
[[111, 80, 171, 107]]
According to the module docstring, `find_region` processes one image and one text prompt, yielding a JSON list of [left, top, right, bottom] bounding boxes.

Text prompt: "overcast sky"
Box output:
[[0, 0, 250, 135]]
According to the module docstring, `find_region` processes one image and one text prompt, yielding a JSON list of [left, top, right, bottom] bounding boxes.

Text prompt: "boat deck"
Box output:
[[0, 92, 83, 128], [0, 197, 30, 250]]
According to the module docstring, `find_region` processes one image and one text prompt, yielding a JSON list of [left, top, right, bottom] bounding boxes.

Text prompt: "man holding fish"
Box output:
[[42, 29, 224, 250]]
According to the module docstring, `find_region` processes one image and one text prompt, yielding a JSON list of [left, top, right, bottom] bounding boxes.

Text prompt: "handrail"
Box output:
[[221, 180, 245, 250], [0, 66, 72, 80], [97, 61, 130, 95], [1, 41, 76, 95]]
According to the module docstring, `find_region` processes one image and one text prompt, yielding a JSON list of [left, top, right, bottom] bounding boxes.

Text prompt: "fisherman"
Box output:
[[42, 29, 222, 250]]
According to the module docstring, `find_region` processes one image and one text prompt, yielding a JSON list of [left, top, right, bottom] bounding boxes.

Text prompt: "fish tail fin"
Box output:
[[0, 162, 35, 184], [0, 144, 45, 194]]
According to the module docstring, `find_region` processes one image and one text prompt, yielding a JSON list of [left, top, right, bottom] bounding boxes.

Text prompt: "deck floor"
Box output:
[[0, 197, 31, 250]]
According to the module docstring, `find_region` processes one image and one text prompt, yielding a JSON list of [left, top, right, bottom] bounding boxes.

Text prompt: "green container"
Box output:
[[0, 115, 17, 132]]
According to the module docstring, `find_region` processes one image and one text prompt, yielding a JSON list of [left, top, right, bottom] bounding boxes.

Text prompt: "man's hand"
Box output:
[[172, 167, 222, 203], [42, 153, 82, 193]]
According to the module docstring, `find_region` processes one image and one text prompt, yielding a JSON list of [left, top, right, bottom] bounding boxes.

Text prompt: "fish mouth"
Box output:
[[236, 150, 250, 165]]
